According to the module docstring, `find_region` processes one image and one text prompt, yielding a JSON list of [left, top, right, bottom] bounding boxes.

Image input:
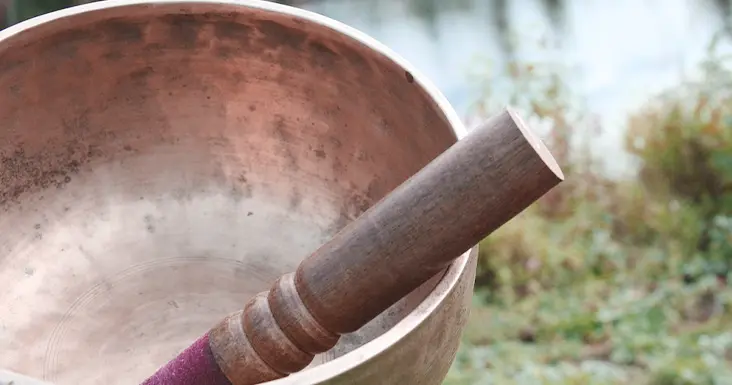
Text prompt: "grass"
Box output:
[[445, 36, 732, 385]]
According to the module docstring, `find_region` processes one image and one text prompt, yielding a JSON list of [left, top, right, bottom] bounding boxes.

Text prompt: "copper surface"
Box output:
[[0, 1, 474, 384]]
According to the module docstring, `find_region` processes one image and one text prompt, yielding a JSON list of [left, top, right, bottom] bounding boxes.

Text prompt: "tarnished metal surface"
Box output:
[[0, 1, 474, 384]]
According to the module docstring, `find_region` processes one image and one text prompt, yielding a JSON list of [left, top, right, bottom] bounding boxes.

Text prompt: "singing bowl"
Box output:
[[0, 1, 476, 384]]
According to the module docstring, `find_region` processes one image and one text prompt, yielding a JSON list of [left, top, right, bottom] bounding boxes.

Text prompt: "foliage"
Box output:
[[446, 37, 732, 384], [5, 0, 74, 26], [625, 36, 732, 278], [2, 0, 98, 27]]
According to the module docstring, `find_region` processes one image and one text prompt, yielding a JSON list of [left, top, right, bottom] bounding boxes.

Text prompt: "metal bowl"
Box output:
[[0, 1, 476, 384]]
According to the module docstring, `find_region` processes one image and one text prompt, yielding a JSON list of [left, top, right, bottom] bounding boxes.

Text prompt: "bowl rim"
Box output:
[[0, 1, 472, 383]]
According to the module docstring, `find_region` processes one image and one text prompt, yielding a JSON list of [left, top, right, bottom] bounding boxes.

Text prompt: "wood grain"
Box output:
[[204, 108, 565, 385]]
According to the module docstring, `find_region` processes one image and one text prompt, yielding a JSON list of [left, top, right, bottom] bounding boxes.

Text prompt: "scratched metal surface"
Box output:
[[0, 1, 474, 384]]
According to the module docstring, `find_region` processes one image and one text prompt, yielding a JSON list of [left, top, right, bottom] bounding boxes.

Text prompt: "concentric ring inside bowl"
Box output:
[[0, 1, 469, 384]]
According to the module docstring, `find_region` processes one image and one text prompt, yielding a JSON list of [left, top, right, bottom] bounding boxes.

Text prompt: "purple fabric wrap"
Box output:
[[141, 333, 232, 385]]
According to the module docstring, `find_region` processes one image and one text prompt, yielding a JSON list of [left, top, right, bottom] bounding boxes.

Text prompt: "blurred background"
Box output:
[[3, 0, 732, 384]]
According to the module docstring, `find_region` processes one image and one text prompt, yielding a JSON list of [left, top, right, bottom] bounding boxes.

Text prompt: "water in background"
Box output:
[[301, 0, 732, 177]]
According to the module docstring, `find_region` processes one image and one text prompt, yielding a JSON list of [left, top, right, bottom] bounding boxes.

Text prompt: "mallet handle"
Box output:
[[143, 108, 564, 385]]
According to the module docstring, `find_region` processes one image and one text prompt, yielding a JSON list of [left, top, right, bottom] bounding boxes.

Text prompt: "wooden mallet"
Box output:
[[140, 108, 565, 385]]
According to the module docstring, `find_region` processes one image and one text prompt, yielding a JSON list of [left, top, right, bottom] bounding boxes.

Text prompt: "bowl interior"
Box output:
[[0, 2, 459, 384]]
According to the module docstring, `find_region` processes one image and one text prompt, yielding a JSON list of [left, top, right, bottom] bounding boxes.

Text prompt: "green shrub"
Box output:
[[624, 41, 732, 277], [450, 36, 732, 385]]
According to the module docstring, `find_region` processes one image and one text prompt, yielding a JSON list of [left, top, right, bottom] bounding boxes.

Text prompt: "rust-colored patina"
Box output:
[[0, 1, 474, 384]]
